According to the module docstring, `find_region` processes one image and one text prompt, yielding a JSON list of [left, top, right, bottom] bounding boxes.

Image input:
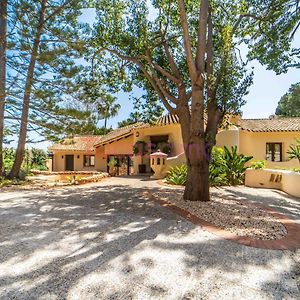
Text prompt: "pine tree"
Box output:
[[0, 0, 7, 176], [7, 0, 89, 178]]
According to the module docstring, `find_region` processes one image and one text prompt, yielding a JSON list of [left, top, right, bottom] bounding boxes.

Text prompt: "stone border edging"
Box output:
[[146, 192, 300, 250]]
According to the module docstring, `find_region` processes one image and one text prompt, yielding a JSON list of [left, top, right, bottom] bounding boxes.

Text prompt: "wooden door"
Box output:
[[65, 155, 74, 171]]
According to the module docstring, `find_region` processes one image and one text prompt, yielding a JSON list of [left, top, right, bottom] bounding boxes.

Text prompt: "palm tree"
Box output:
[[97, 95, 121, 129]]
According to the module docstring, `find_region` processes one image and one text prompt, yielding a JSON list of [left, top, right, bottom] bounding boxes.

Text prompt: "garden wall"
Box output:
[[245, 168, 300, 198]]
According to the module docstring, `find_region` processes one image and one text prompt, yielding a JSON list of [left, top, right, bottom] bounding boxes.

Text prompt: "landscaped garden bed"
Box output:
[[0, 172, 110, 190], [152, 188, 288, 240]]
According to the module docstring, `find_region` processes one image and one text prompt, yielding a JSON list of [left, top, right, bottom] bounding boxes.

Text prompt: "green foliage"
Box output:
[[3, 148, 15, 174], [223, 146, 253, 185], [2, 147, 48, 175], [30, 148, 47, 169], [209, 147, 228, 186], [276, 83, 300, 117], [166, 165, 187, 186], [107, 158, 118, 175], [5, 0, 94, 142], [245, 1, 300, 74], [0, 177, 25, 188], [107, 158, 118, 168], [292, 168, 300, 173], [287, 138, 300, 163], [157, 142, 172, 155], [250, 160, 266, 170], [166, 147, 252, 186]]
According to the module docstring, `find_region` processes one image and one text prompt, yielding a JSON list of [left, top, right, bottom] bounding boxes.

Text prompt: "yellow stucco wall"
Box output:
[[52, 151, 96, 172], [51, 125, 300, 174], [104, 135, 134, 155], [245, 169, 300, 198], [95, 146, 107, 172], [215, 126, 239, 150], [132, 124, 184, 174], [239, 131, 300, 168]]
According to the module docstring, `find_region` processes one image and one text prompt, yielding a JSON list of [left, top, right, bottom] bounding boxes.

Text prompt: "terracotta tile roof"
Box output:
[[154, 114, 300, 132], [156, 114, 180, 125], [94, 123, 145, 146], [240, 117, 300, 132], [48, 136, 101, 152]]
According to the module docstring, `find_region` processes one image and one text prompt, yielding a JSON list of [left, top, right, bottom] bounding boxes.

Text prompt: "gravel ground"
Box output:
[[153, 188, 288, 240], [0, 176, 299, 300]]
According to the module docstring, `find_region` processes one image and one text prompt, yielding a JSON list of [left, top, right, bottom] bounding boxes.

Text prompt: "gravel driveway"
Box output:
[[0, 177, 299, 300]]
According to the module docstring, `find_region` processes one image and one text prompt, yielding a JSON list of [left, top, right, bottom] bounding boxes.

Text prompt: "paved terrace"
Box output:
[[0, 177, 299, 299]]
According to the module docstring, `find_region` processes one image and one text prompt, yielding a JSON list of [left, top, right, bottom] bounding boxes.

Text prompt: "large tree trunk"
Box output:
[[178, 89, 210, 202], [184, 156, 209, 202], [0, 0, 7, 176], [9, 0, 47, 178]]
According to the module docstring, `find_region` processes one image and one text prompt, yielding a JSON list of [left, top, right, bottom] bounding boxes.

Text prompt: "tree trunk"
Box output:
[[8, 0, 47, 178], [104, 117, 107, 129], [178, 96, 210, 202], [184, 155, 210, 202], [0, 0, 7, 176]]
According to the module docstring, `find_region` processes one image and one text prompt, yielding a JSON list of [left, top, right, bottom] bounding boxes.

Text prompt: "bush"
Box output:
[[223, 146, 253, 185], [166, 165, 187, 186], [209, 147, 228, 186], [157, 142, 172, 155], [287, 138, 300, 163], [250, 160, 266, 170], [165, 146, 252, 187]]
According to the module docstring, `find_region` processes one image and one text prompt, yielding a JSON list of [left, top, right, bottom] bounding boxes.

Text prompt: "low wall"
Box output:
[[245, 168, 300, 198], [166, 152, 186, 168]]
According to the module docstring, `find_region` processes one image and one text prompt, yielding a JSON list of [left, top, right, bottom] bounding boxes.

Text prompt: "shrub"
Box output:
[[165, 146, 252, 186], [157, 142, 172, 155], [250, 160, 266, 170], [209, 147, 228, 186], [166, 165, 187, 185], [223, 146, 253, 185], [287, 139, 300, 163]]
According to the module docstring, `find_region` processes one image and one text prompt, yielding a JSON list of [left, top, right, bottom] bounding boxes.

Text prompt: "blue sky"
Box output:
[[13, 7, 299, 150]]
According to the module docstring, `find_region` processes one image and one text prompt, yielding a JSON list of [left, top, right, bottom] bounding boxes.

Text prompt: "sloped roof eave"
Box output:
[[94, 132, 133, 147]]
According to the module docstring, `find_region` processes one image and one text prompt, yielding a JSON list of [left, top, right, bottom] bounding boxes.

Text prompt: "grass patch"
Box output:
[[0, 177, 27, 188]]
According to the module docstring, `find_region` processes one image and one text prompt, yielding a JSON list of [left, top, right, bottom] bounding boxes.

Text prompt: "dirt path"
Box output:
[[0, 177, 299, 299]]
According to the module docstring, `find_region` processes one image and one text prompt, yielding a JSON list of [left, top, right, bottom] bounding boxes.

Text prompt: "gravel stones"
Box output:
[[152, 188, 288, 240]]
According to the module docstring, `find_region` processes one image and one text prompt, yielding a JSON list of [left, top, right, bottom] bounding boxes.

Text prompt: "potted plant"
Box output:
[[157, 141, 172, 155], [107, 158, 118, 176], [133, 140, 148, 173]]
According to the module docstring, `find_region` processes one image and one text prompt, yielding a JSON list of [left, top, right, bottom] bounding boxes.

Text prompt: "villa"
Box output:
[[48, 114, 300, 175]]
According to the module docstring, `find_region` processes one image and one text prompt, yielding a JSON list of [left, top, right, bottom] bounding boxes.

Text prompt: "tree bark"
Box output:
[[0, 0, 7, 176], [182, 85, 210, 202], [9, 0, 47, 178]]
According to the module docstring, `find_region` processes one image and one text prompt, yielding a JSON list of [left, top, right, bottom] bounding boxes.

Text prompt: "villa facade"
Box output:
[[48, 115, 300, 174]]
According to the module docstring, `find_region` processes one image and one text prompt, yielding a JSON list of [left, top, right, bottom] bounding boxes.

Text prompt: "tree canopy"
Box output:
[[276, 82, 300, 117], [92, 0, 299, 201]]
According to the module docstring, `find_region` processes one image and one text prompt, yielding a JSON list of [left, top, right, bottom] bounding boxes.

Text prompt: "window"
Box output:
[[266, 143, 282, 162], [84, 155, 95, 167]]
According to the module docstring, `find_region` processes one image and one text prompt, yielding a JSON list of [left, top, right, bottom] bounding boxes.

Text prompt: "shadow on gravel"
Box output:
[[0, 181, 299, 299], [223, 187, 300, 223]]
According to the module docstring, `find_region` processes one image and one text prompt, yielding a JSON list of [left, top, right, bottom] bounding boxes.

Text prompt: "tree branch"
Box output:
[[195, 0, 209, 72], [44, 0, 74, 23], [163, 42, 183, 81], [177, 0, 197, 81]]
